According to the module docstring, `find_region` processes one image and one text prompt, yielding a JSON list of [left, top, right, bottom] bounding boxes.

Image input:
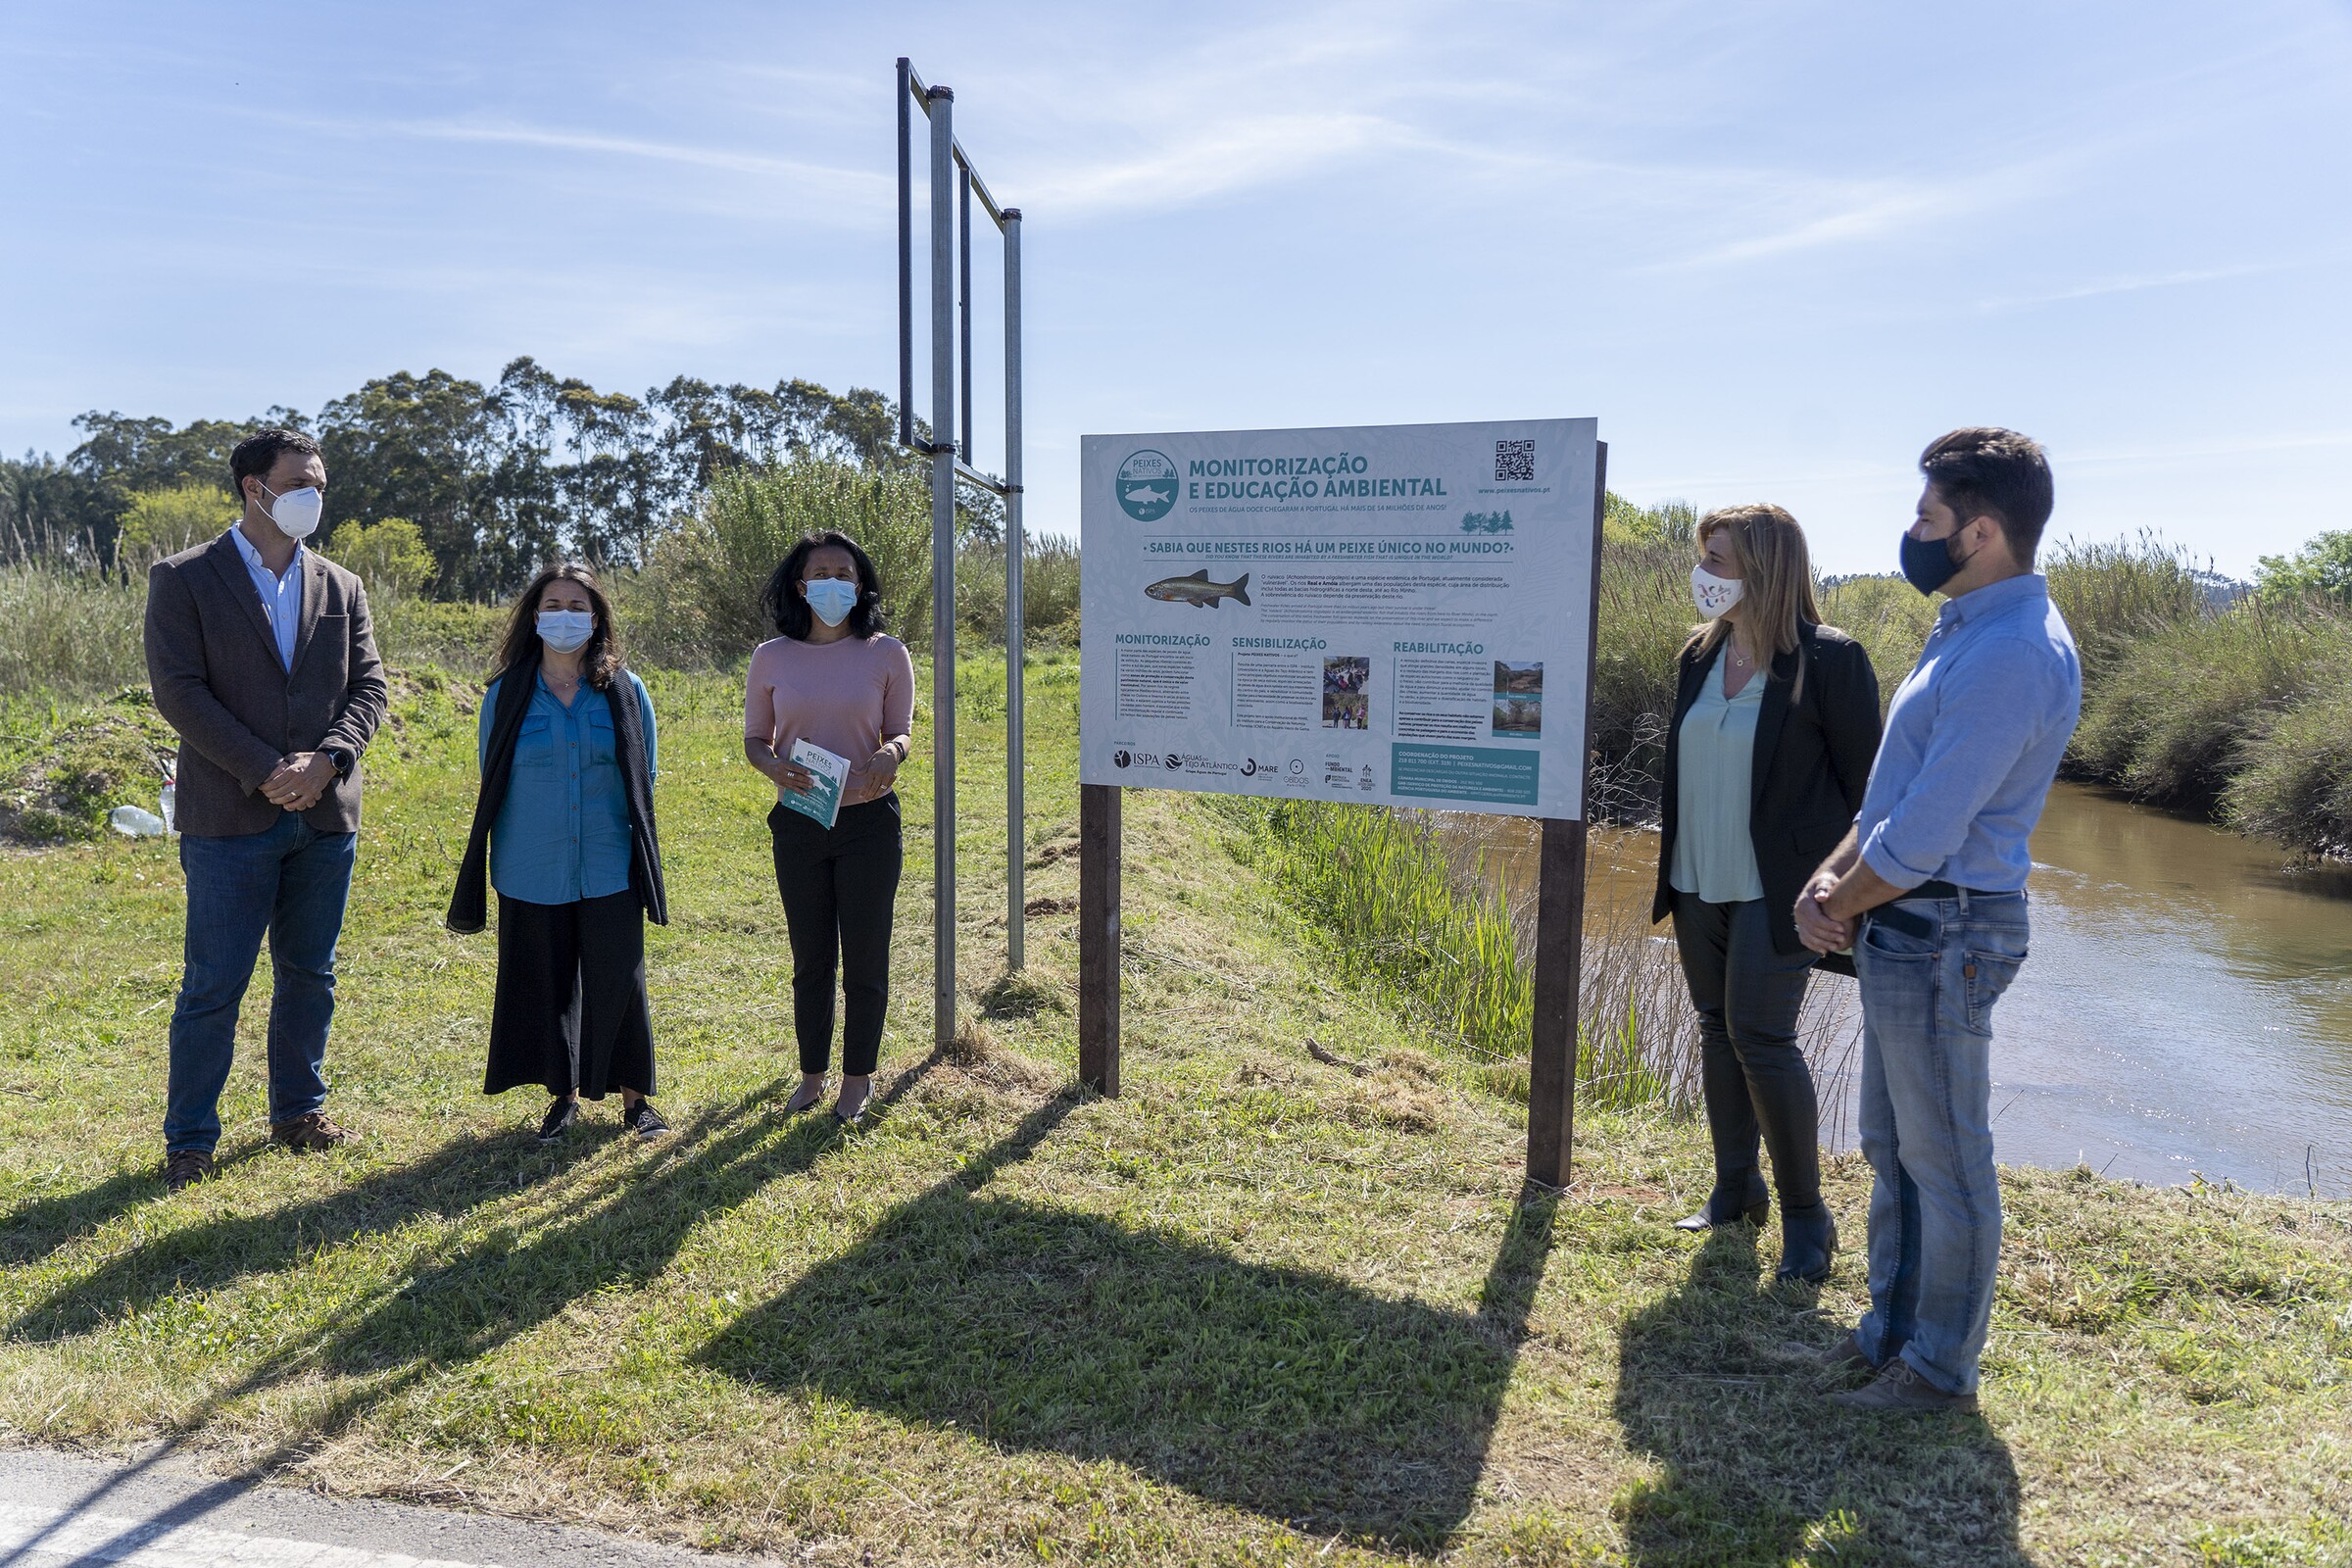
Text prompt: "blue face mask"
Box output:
[[805, 577, 859, 627], [536, 609, 595, 653], [1899, 529, 1967, 597]]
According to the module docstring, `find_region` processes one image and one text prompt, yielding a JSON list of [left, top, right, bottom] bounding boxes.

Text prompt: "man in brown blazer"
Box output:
[[144, 428, 388, 1191]]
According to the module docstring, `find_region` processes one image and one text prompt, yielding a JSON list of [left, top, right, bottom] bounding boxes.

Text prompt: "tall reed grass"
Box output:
[[628, 460, 934, 668], [955, 533, 1083, 648], [0, 564, 147, 698], [1228, 798, 1694, 1111], [2047, 533, 2352, 852]]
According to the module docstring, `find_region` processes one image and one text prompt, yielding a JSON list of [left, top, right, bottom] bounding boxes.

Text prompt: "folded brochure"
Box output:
[[779, 738, 850, 829]]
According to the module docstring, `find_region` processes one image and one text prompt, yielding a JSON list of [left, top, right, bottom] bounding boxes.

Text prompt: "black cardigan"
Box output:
[[1650, 622, 1882, 963], [446, 651, 669, 934]]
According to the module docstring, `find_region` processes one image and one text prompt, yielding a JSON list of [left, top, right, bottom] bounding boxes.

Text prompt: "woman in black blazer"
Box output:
[[1652, 504, 1882, 1281]]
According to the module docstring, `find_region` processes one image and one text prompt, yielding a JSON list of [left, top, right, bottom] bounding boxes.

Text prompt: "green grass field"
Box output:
[[3, 651, 2349, 1566]]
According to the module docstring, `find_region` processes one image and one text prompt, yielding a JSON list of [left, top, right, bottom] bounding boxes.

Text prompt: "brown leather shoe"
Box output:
[[163, 1149, 215, 1192], [1783, 1331, 1876, 1377], [270, 1110, 357, 1152], [1832, 1356, 1980, 1413]]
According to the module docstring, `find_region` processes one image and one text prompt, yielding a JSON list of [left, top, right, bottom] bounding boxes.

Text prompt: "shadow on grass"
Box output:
[[698, 1094, 1559, 1549], [306, 1066, 908, 1375], [9, 1126, 603, 1340], [0, 1067, 910, 1566], [2, 1167, 163, 1271], [1613, 1229, 2024, 1565]]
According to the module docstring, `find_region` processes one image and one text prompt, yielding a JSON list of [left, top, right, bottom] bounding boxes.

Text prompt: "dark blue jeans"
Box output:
[[1854, 889, 2030, 1396], [165, 814, 357, 1154]]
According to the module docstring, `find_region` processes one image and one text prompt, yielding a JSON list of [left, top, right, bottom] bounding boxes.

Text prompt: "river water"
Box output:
[[1463, 783, 2352, 1196]]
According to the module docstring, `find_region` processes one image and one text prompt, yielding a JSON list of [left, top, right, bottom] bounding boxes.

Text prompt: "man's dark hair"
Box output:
[[1919, 426, 2053, 564], [229, 428, 322, 505], [760, 530, 890, 641]]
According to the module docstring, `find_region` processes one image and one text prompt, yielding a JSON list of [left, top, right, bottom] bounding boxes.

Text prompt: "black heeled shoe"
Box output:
[[1775, 1200, 1839, 1282], [1673, 1193, 1769, 1232]]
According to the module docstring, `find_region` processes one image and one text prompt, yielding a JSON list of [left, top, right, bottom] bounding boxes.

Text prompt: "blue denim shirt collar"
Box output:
[[1937, 571, 2047, 629], [227, 521, 304, 581]]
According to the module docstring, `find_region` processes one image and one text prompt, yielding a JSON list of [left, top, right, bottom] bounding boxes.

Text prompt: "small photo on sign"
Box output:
[[1493, 661, 1543, 738], [1322, 656, 1370, 730]]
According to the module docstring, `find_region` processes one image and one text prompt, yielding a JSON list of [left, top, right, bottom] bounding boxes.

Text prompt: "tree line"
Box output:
[[0, 359, 977, 599]]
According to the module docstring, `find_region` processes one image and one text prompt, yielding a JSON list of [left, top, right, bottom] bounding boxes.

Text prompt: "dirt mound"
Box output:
[[0, 689, 178, 845]]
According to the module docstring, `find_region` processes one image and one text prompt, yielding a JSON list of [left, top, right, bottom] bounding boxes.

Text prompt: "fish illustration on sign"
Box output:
[[1145, 569, 1251, 609], [1124, 483, 1174, 507]]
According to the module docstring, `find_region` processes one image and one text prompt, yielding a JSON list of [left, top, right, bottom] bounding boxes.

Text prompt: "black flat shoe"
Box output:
[[622, 1100, 670, 1139], [1775, 1200, 1839, 1283], [781, 1081, 827, 1115], [1673, 1195, 1769, 1232], [537, 1098, 579, 1143]]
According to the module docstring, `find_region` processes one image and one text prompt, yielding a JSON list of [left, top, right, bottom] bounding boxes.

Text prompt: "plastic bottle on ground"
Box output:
[[109, 805, 168, 837]]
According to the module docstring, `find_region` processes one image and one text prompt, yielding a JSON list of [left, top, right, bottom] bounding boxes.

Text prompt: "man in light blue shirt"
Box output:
[[227, 517, 303, 671], [1793, 427, 2082, 1412]]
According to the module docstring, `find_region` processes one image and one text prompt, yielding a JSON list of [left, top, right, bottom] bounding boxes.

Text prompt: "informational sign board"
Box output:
[[1079, 419, 1600, 819]]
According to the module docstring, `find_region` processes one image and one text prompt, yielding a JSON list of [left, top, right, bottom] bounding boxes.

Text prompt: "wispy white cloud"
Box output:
[[1021, 111, 1405, 214], [368, 118, 885, 202], [1976, 260, 2299, 312]]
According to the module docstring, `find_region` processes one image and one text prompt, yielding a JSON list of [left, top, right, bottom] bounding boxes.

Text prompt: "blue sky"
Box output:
[[3, 1, 2348, 576]]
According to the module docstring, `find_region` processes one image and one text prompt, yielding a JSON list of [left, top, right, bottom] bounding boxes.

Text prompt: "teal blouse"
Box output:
[[1670, 644, 1765, 905], [477, 670, 657, 906]]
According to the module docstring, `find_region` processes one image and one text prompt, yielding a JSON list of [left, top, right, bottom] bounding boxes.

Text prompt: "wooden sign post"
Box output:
[[1078, 441, 1607, 1194]]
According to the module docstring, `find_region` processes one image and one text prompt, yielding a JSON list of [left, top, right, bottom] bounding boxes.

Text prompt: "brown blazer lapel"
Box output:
[[289, 552, 330, 676], [205, 532, 284, 669]]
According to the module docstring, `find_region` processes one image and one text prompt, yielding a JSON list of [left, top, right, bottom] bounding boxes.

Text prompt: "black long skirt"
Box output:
[[485, 889, 656, 1099]]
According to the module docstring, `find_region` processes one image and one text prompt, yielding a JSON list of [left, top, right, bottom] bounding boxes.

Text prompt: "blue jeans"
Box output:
[[165, 814, 357, 1154], [1853, 889, 2029, 1396]]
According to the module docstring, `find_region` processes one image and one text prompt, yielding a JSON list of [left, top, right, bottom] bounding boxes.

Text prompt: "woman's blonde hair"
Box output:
[[1687, 503, 1821, 687]]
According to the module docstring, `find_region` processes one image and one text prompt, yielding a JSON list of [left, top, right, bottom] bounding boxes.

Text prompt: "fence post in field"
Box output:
[[1526, 439, 1607, 1192], [1079, 782, 1121, 1095]]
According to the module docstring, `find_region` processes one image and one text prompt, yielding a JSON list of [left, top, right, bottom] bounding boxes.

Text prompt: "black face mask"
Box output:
[[1900, 528, 1970, 596]]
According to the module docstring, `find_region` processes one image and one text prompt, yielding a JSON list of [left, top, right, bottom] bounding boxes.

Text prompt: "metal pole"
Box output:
[[958, 166, 973, 466], [928, 85, 957, 1053], [1003, 207, 1025, 969], [896, 60, 912, 451]]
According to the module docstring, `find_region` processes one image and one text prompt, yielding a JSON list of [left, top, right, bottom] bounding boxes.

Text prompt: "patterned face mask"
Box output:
[[1690, 564, 1743, 617]]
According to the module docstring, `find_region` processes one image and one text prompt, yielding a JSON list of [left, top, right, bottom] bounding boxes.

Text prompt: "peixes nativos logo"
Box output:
[[1117, 450, 1180, 521]]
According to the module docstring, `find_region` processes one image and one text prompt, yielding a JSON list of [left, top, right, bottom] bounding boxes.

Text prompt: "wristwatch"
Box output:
[[324, 747, 356, 779]]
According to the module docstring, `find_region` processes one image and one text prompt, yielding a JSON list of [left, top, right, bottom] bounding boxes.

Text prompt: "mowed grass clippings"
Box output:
[[1, 651, 2348, 1566]]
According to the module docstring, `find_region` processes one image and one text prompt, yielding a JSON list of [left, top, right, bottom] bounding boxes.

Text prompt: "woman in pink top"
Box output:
[[743, 531, 916, 1124]]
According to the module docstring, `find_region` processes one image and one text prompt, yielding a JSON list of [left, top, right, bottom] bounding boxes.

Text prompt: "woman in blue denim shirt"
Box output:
[[451, 564, 670, 1144]]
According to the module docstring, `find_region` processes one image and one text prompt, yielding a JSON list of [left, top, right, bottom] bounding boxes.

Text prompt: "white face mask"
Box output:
[[537, 609, 595, 653], [1690, 563, 1744, 617], [257, 481, 323, 541], [804, 577, 858, 628]]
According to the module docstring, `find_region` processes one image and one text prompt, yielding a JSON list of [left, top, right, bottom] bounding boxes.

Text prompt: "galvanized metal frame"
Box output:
[[899, 59, 1029, 1055]]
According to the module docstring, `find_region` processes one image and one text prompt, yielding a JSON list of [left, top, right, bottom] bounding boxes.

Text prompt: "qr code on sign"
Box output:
[[1494, 440, 1535, 482]]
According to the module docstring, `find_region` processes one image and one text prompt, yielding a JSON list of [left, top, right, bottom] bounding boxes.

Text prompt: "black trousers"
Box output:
[[1671, 891, 1824, 1210], [485, 890, 656, 1100], [769, 794, 903, 1077]]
